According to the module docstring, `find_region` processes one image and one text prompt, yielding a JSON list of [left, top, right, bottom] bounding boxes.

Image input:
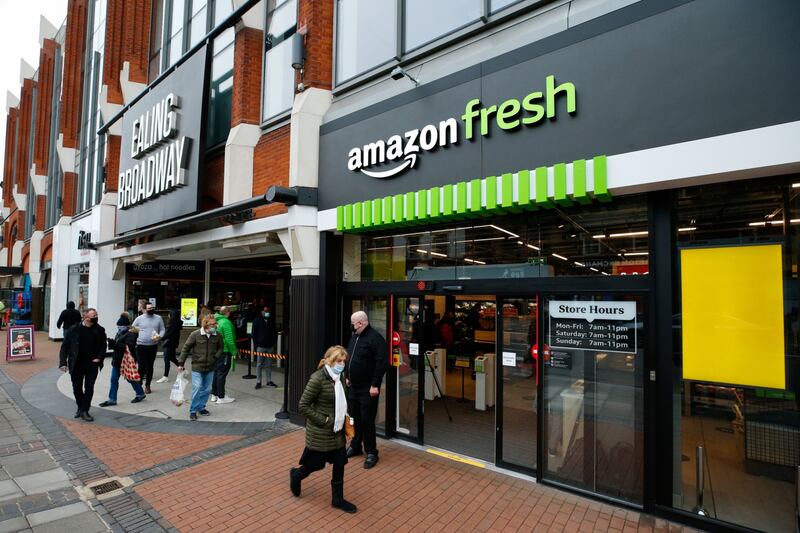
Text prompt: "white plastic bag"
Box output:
[[170, 373, 188, 406]]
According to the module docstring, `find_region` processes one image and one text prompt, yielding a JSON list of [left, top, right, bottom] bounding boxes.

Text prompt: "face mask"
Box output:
[[147, 310, 154, 315], [208, 327, 217, 335], [350, 324, 357, 333], [332, 363, 345, 375], [264, 312, 270, 318], [89, 317, 98, 324]]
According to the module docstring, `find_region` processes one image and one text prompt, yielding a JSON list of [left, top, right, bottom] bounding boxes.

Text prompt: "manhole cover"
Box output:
[[92, 480, 123, 495]]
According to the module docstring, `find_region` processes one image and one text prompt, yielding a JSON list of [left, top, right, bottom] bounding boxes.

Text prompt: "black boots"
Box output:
[[331, 481, 357, 513], [289, 467, 309, 497]]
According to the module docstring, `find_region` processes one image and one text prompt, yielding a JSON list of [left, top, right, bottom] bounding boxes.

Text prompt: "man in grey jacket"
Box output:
[[132, 302, 165, 394]]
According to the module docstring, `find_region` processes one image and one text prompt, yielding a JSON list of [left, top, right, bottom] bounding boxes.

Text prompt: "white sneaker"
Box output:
[[210, 395, 219, 403], [216, 396, 235, 404], [156, 377, 169, 384]]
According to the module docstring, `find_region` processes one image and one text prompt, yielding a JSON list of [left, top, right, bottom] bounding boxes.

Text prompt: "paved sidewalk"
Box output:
[[0, 386, 108, 533]]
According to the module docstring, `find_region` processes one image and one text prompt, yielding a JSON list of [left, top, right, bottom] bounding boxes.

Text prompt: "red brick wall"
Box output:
[[15, 79, 36, 194], [60, 0, 88, 149], [35, 196, 46, 232], [104, 0, 153, 104], [251, 125, 290, 219], [103, 0, 125, 105], [232, 27, 263, 126], [62, 172, 77, 217], [14, 212, 25, 242], [105, 135, 121, 192], [21, 247, 29, 272], [40, 233, 53, 262], [3, 109, 19, 206], [298, 0, 333, 91], [201, 154, 225, 211], [33, 39, 58, 176]]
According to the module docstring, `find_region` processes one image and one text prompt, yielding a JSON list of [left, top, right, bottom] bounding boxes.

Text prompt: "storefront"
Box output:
[[315, 1, 800, 530]]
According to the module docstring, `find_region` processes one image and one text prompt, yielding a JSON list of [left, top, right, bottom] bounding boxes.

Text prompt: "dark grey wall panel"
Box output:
[[318, 0, 800, 210]]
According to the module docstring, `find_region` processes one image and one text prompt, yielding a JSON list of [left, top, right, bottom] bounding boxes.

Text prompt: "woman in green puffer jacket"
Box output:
[[290, 345, 356, 513]]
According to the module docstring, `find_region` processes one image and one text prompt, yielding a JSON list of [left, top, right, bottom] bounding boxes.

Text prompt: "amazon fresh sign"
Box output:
[[347, 75, 576, 179]]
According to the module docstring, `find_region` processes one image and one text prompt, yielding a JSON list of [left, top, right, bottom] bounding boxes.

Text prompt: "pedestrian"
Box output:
[[58, 308, 106, 422], [156, 307, 183, 383], [132, 302, 164, 394], [56, 301, 82, 335], [345, 310, 388, 469], [252, 304, 278, 389], [100, 314, 146, 407], [290, 345, 357, 513], [210, 306, 237, 404], [176, 315, 223, 421]]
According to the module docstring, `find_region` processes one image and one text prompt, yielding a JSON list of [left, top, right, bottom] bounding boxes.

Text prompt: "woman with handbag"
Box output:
[[100, 314, 146, 407], [290, 345, 357, 513]]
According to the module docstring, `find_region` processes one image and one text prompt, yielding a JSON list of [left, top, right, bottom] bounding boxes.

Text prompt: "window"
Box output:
[[261, 0, 297, 122], [206, 1, 235, 147], [149, 0, 164, 80], [45, 47, 64, 228], [335, 0, 396, 83], [404, 0, 481, 52], [189, 0, 208, 48]]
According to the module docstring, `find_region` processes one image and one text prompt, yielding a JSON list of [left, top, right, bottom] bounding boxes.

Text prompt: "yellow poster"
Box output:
[[681, 244, 785, 389], [181, 298, 198, 327]]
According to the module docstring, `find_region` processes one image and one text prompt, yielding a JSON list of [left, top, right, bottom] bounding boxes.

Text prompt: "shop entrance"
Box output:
[[346, 287, 645, 505]]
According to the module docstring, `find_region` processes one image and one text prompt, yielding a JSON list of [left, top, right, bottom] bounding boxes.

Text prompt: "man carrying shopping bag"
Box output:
[[177, 315, 223, 421]]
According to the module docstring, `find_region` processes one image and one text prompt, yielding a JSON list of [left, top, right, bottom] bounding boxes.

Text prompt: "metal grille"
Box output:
[[744, 391, 800, 468], [91, 480, 123, 495]]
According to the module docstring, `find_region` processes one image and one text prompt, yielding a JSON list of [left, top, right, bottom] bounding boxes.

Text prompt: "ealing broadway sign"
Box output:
[[347, 75, 576, 179], [117, 93, 189, 210], [115, 45, 208, 235]]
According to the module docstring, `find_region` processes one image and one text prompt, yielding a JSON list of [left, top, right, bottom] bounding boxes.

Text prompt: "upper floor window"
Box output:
[[335, 0, 528, 85], [261, 0, 297, 122]]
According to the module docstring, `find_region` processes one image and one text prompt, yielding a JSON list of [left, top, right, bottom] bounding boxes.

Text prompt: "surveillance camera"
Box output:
[[391, 67, 405, 81]]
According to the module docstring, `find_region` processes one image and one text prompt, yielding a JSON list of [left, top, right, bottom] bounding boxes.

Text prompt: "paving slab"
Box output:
[[26, 502, 91, 527], [14, 469, 71, 495], [0, 480, 22, 501], [0, 451, 56, 477], [0, 516, 28, 533], [31, 511, 108, 533]]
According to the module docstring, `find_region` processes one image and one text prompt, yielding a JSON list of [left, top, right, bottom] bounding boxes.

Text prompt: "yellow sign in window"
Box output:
[[681, 244, 785, 389]]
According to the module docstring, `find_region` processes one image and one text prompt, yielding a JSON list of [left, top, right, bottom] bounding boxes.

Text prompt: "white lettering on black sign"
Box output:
[[117, 93, 191, 210], [548, 300, 637, 354]]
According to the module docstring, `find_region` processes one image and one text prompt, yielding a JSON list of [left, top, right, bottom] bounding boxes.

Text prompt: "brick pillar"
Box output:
[[105, 135, 121, 192], [62, 173, 77, 217], [232, 27, 264, 126], [60, 0, 88, 150], [297, 0, 333, 91]]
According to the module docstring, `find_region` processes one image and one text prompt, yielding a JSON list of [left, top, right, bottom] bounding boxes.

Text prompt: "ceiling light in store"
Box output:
[[592, 234, 606, 239], [574, 261, 586, 267], [748, 222, 767, 227], [678, 227, 696, 232], [794, 183, 800, 188], [608, 230, 648, 238], [526, 244, 540, 251], [769, 220, 784, 225], [590, 267, 599, 272], [570, 234, 577, 238], [624, 252, 649, 257], [415, 248, 429, 255], [517, 241, 524, 245], [464, 258, 486, 265], [552, 253, 568, 261], [601, 272, 610, 276], [488, 225, 520, 238], [430, 251, 447, 258]]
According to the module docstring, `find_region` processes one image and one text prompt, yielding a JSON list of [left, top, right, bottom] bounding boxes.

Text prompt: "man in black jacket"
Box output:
[[56, 301, 81, 335], [346, 310, 388, 469], [156, 308, 183, 383], [59, 308, 107, 422], [252, 304, 278, 389]]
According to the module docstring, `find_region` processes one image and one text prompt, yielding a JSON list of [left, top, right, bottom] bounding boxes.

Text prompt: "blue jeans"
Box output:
[[190, 370, 214, 414], [108, 365, 145, 403]]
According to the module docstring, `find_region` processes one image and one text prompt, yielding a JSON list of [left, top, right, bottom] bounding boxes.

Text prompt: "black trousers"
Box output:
[[212, 353, 231, 398], [298, 447, 346, 482], [348, 390, 380, 455], [71, 361, 99, 413], [162, 343, 180, 378], [137, 344, 158, 388]]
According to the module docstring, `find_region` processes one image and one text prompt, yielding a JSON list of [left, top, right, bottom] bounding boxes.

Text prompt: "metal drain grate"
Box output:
[[92, 480, 123, 495]]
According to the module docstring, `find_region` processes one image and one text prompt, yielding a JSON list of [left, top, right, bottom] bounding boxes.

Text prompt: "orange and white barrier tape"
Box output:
[[237, 348, 286, 360]]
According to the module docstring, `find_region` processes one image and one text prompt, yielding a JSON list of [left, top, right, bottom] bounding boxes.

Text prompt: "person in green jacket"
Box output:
[[290, 345, 356, 513], [177, 315, 223, 421], [211, 306, 238, 404]]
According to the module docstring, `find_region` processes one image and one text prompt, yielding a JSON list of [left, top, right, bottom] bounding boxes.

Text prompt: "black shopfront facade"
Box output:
[[312, 1, 800, 531]]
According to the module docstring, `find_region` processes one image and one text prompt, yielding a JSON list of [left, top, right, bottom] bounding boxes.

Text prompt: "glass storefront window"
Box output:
[[348, 194, 649, 282], [67, 263, 90, 314], [672, 177, 799, 532], [348, 296, 389, 435], [404, 0, 481, 52], [335, 0, 396, 83], [262, 0, 297, 121]]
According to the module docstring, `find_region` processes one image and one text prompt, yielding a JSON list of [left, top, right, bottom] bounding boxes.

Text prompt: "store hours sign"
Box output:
[[115, 45, 208, 234], [548, 300, 637, 354]]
